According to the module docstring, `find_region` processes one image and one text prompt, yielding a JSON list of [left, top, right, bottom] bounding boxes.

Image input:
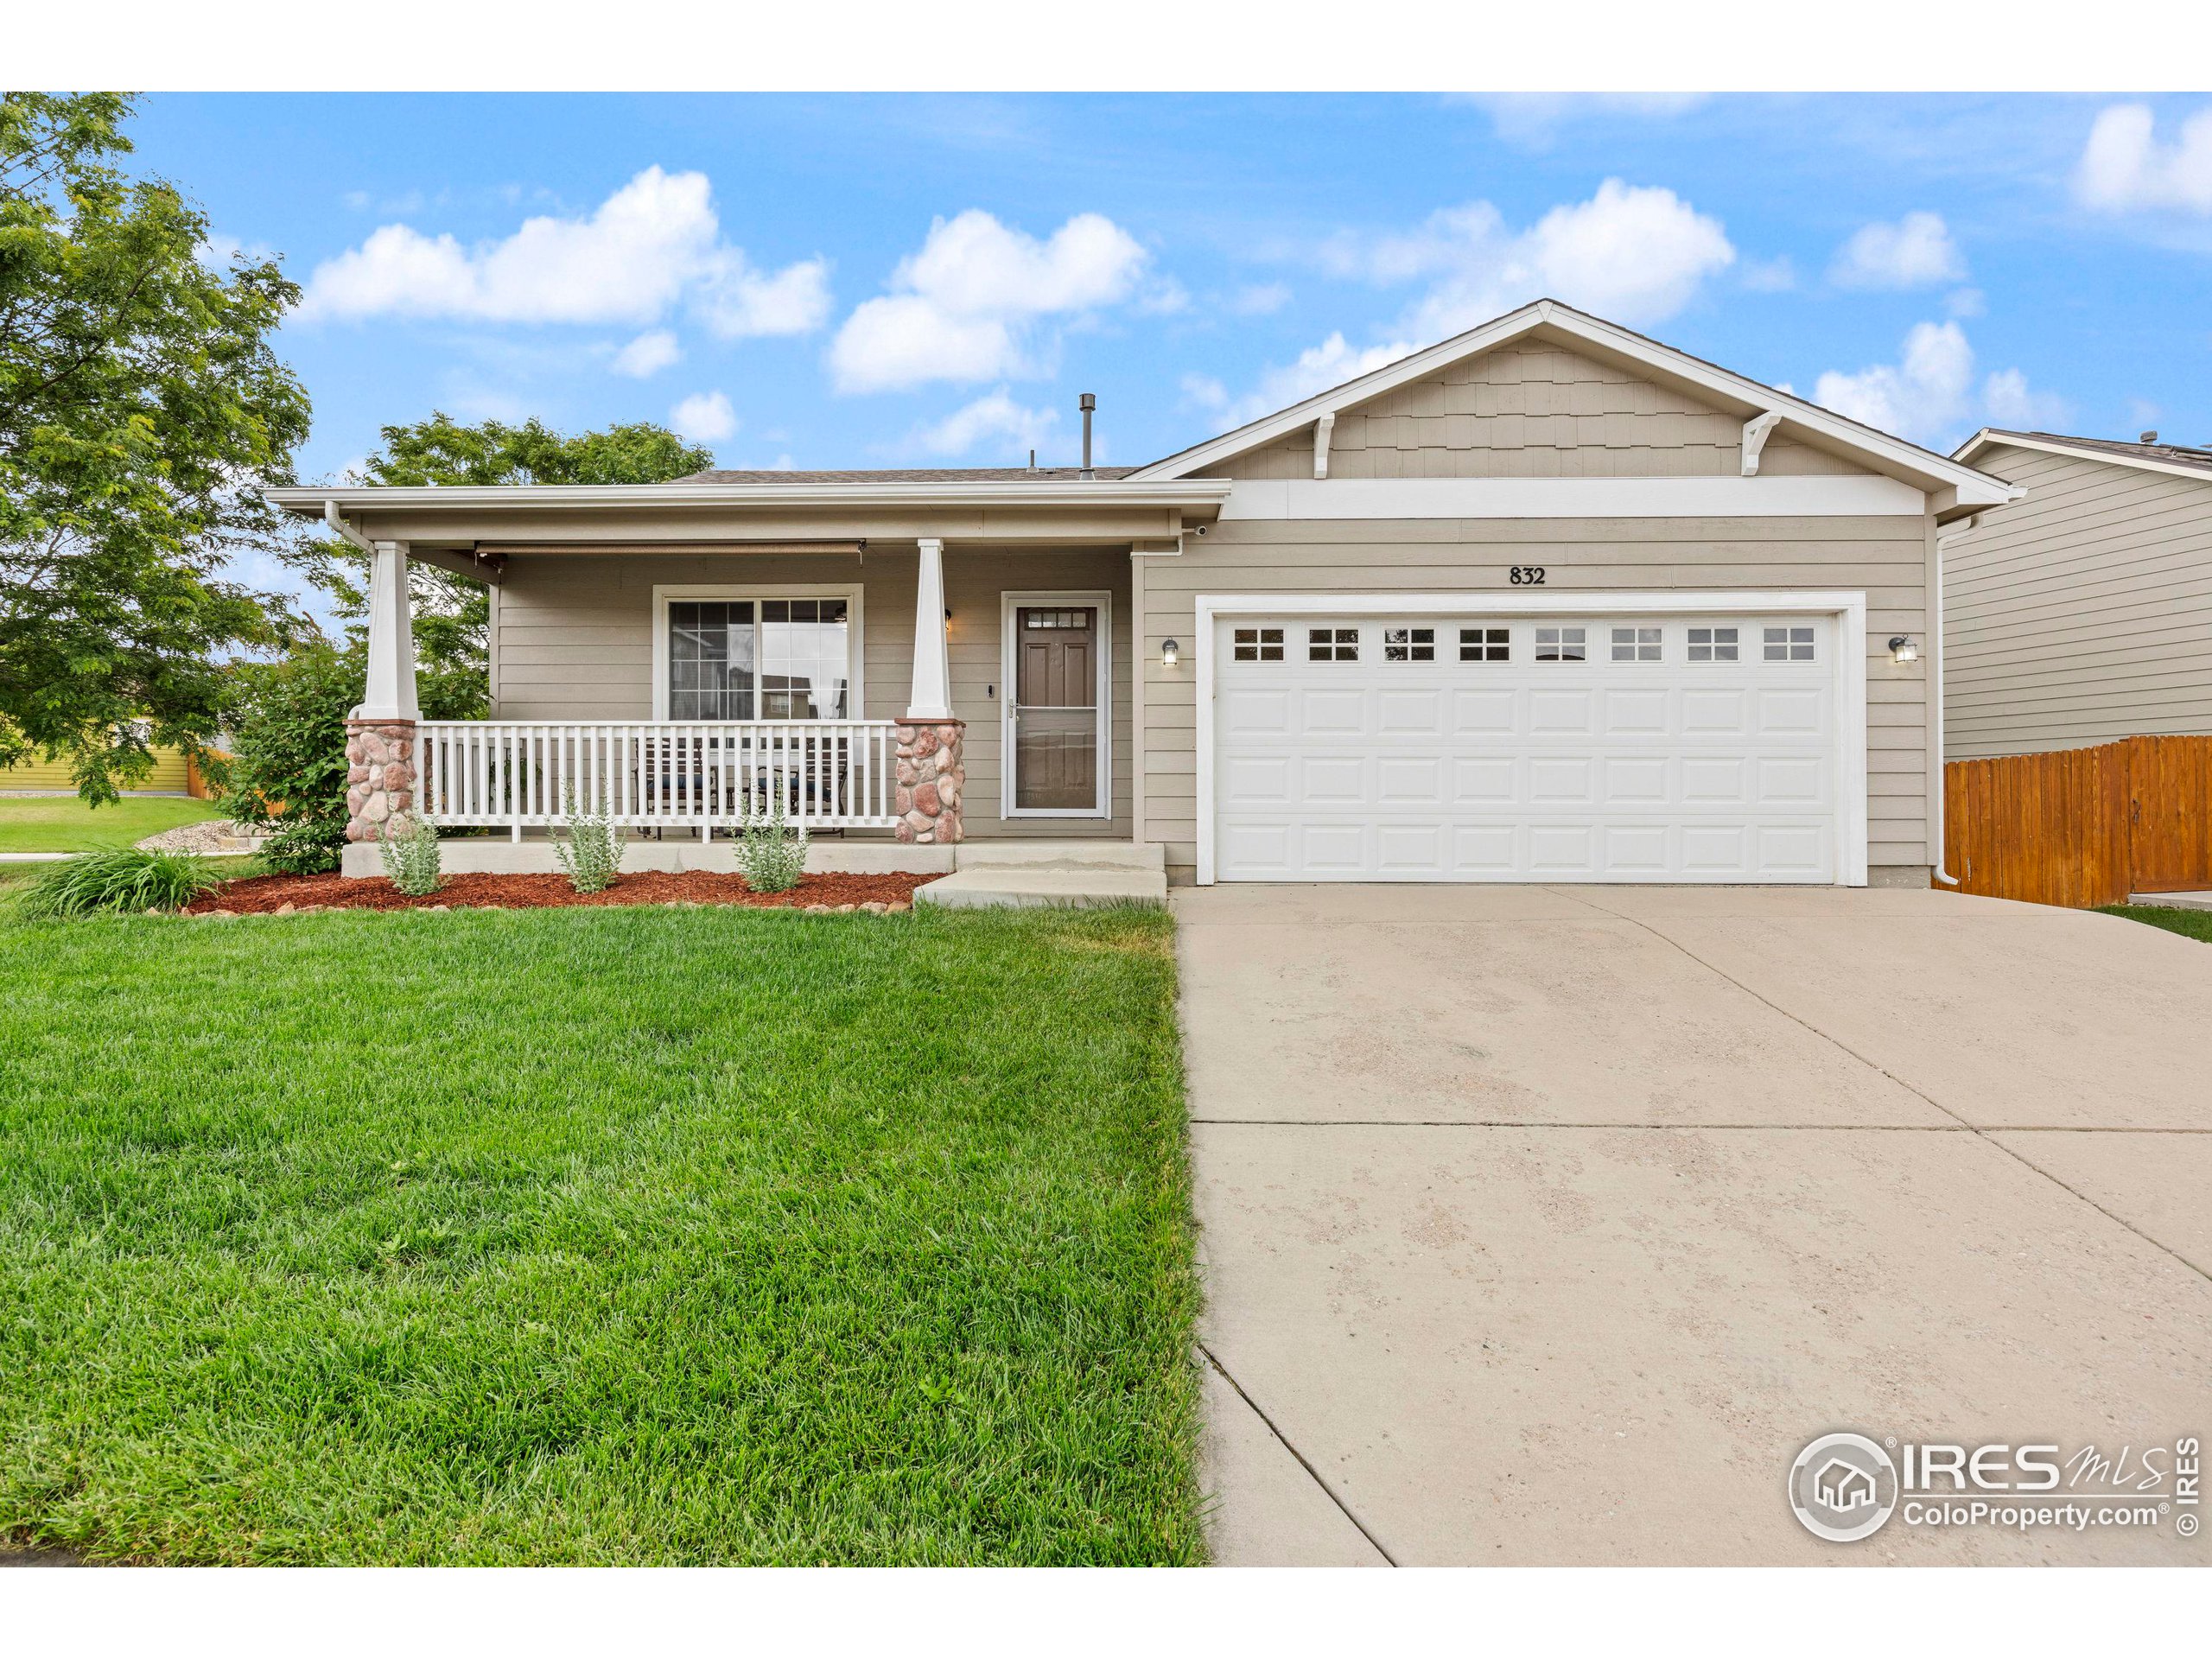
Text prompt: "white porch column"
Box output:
[[346, 539, 423, 849], [895, 537, 964, 842], [355, 539, 421, 721], [906, 537, 952, 720]]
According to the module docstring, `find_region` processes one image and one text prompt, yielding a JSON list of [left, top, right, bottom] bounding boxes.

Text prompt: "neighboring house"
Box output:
[[1943, 429, 2212, 760], [1, 745, 204, 796], [267, 298, 2015, 887]]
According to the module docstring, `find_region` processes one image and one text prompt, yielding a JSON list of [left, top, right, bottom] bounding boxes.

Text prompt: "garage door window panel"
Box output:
[[1309, 626, 1359, 662], [1535, 626, 1587, 663], [1460, 626, 1510, 662], [1688, 626, 1739, 664]]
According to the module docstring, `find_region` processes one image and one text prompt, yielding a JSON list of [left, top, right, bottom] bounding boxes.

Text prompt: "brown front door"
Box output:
[[1013, 605, 1099, 811]]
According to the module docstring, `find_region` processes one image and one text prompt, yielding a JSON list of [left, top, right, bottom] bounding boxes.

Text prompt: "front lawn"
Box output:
[[0, 903, 1201, 1565], [0, 793, 226, 853], [2095, 903, 2212, 944]]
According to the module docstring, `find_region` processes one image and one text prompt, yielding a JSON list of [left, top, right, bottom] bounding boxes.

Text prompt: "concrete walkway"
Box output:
[[1179, 886, 2212, 1566]]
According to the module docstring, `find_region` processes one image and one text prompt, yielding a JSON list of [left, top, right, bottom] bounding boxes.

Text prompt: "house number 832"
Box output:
[[1509, 566, 1547, 585]]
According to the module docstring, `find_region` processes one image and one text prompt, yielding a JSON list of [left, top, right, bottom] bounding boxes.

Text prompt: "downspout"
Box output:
[[324, 499, 375, 555], [1930, 518, 1963, 887]]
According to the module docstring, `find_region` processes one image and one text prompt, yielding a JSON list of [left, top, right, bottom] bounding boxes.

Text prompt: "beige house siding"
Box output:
[[1135, 515, 1936, 874], [1220, 345, 1873, 481], [1944, 443, 2212, 759], [489, 547, 1132, 838]]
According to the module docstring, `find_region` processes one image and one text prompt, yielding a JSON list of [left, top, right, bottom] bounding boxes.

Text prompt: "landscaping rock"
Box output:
[[861, 901, 888, 915], [275, 902, 296, 917]]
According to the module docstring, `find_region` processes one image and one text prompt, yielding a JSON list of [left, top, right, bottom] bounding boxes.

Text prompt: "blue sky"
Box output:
[[137, 92, 2212, 490]]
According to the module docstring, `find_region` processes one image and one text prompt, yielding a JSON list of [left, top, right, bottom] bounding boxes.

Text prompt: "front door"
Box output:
[[1011, 604, 1100, 812]]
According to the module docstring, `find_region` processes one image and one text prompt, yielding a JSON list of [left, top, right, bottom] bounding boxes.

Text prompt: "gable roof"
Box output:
[[1129, 296, 2020, 512], [1954, 428, 2212, 486]]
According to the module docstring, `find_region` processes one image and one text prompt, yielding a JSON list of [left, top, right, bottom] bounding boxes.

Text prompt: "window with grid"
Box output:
[[1535, 626, 1587, 663], [1459, 626, 1510, 662], [1764, 625, 1815, 662], [1308, 626, 1359, 661], [1383, 626, 1435, 662], [1023, 608, 1089, 630], [668, 598, 850, 720], [1611, 626, 1662, 663], [1232, 626, 1285, 662], [1687, 626, 1739, 664]]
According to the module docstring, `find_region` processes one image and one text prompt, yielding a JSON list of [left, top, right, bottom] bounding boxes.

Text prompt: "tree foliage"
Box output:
[[300, 416, 715, 718], [0, 92, 312, 800]]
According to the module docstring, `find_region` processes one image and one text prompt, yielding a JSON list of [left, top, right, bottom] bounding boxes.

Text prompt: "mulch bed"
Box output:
[[182, 869, 943, 916]]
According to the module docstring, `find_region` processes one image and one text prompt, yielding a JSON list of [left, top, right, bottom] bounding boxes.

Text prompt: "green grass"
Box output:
[[0, 794, 226, 854], [0, 902, 1201, 1565], [2095, 903, 2212, 944]]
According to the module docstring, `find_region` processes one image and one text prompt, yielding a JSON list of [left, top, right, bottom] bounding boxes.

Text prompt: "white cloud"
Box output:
[[1332, 180, 1735, 337], [1814, 321, 1974, 441], [1982, 368, 2069, 431], [1467, 93, 1709, 149], [1946, 287, 1986, 319], [2075, 104, 2212, 214], [1812, 321, 2065, 443], [299, 167, 830, 337], [1211, 332, 1418, 430], [911, 389, 1059, 458], [828, 210, 1149, 393], [610, 329, 682, 378], [1828, 212, 1966, 290], [669, 390, 738, 444], [1739, 256, 1797, 293], [1179, 372, 1230, 413], [1230, 282, 1293, 315], [1136, 277, 1192, 316]]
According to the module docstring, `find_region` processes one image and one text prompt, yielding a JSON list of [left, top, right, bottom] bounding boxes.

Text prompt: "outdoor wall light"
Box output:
[[1888, 635, 1921, 664], [1160, 638, 1180, 667]]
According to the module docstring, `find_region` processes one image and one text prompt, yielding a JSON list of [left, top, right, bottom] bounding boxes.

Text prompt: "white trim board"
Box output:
[[1192, 589, 1870, 890], [649, 582, 867, 721], [1217, 474, 1926, 521], [999, 589, 1114, 821], [1132, 297, 2015, 508]]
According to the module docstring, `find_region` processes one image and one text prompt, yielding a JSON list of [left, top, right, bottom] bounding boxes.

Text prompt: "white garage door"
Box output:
[[1212, 612, 1844, 883]]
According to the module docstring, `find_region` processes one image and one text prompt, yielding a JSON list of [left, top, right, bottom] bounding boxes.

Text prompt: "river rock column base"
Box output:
[[893, 719, 965, 844], [345, 718, 419, 843]]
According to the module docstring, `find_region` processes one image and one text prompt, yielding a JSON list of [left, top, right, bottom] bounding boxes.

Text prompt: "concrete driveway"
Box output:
[[1179, 886, 2212, 1566]]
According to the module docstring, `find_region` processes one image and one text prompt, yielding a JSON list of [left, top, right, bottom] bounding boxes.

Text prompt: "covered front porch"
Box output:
[[275, 474, 1225, 877]]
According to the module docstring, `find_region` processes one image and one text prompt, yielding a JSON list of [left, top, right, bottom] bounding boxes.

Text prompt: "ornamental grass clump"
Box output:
[[736, 791, 809, 894], [378, 814, 443, 896], [16, 849, 224, 918], [553, 786, 620, 894]]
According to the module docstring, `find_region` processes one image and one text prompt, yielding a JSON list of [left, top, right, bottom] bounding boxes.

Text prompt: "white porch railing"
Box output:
[[416, 720, 901, 836]]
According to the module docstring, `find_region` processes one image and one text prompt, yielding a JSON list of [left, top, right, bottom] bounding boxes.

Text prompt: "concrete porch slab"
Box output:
[[2132, 890, 2212, 911], [913, 864, 1167, 909]]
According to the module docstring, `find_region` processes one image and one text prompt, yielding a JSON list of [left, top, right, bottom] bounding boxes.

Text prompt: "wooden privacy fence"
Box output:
[[1942, 734, 2212, 908]]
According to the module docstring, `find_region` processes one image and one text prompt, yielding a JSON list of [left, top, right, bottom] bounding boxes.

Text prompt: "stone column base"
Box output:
[[345, 717, 419, 842], [894, 718, 965, 844]]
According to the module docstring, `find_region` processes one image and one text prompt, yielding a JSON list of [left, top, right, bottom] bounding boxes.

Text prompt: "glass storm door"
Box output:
[[1012, 605, 1100, 812]]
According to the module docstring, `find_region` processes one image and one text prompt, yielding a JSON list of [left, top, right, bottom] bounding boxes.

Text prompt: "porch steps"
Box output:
[[919, 841, 1168, 910]]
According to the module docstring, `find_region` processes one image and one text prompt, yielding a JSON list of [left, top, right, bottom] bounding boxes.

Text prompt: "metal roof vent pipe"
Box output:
[[1079, 392, 1096, 480]]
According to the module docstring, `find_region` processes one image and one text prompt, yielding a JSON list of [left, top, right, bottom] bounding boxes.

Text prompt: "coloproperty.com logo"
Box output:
[[1788, 1431, 2202, 1543]]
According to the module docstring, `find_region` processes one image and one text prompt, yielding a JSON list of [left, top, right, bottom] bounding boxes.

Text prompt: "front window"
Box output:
[[668, 598, 849, 720]]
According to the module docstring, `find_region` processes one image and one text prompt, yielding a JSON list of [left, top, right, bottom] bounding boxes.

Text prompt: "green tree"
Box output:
[[302, 415, 715, 716], [0, 92, 312, 801]]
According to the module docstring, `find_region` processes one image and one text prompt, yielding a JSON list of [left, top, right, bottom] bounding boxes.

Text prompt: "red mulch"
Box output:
[[182, 869, 942, 915]]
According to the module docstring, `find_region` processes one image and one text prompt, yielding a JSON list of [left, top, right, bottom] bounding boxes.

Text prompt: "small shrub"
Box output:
[[259, 819, 349, 876], [16, 849, 224, 918], [553, 785, 620, 894], [736, 790, 809, 894], [378, 814, 443, 896]]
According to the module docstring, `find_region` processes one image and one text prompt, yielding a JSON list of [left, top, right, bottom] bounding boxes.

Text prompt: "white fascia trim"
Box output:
[[998, 589, 1114, 821], [268, 481, 1232, 514], [1192, 588, 1871, 890], [1953, 429, 2212, 490], [650, 582, 866, 722], [1133, 297, 2013, 505], [1218, 474, 1926, 520]]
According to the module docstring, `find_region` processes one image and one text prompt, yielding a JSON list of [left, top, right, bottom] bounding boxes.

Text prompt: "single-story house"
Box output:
[[267, 297, 2018, 887], [1944, 429, 2212, 759]]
